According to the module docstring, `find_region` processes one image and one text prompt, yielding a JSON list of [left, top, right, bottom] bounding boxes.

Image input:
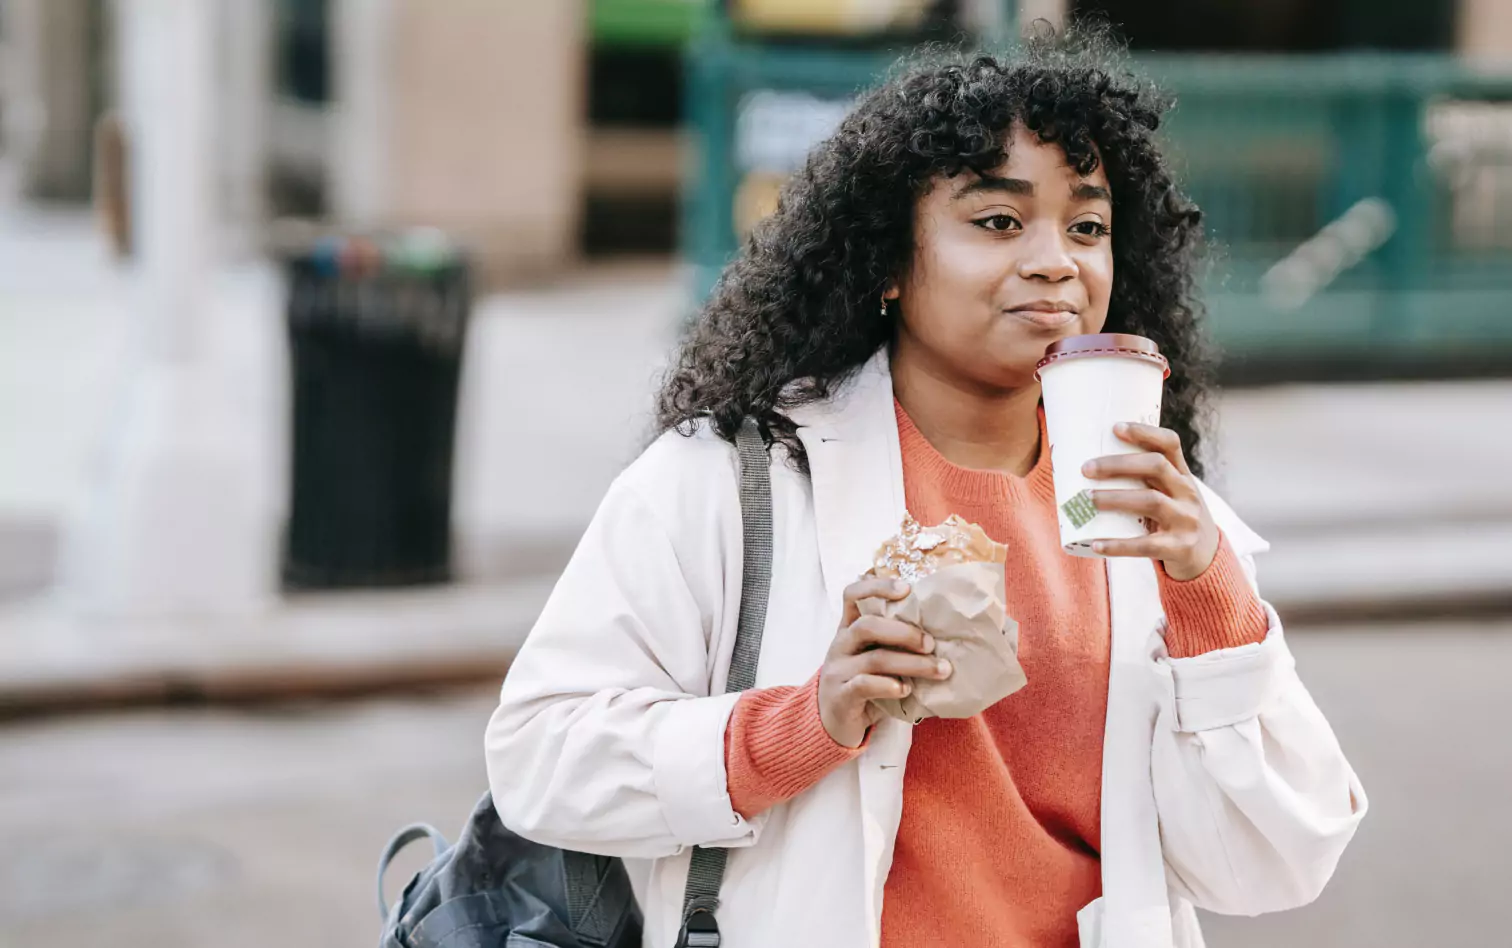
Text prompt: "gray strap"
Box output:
[[725, 418, 773, 695], [375, 823, 448, 918], [677, 417, 772, 943]]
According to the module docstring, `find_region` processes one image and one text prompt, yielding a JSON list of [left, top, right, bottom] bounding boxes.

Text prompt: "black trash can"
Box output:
[[281, 230, 470, 590]]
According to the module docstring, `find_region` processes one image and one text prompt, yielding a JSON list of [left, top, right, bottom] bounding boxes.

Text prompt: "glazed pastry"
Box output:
[[867, 514, 1008, 584]]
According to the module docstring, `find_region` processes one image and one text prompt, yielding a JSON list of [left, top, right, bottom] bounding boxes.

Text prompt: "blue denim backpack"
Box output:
[[376, 420, 774, 948]]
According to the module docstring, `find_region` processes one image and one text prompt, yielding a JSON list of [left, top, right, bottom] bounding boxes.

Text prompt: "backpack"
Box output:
[[377, 419, 774, 948], [376, 794, 641, 948]]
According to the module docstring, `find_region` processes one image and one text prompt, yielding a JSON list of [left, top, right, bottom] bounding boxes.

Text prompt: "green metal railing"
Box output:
[[591, 0, 707, 48], [683, 32, 1512, 374]]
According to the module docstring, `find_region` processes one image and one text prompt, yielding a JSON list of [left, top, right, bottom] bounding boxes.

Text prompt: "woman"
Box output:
[[486, 37, 1365, 948]]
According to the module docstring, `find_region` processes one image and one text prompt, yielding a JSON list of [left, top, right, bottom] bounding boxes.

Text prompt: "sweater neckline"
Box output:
[[893, 399, 1058, 508]]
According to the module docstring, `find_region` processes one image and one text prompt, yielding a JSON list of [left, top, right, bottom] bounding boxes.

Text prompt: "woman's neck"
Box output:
[[890, 346, 1043, 478]]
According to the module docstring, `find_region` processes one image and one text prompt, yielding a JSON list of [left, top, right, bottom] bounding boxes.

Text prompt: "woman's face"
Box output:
[[890, 123, 1114, 392]]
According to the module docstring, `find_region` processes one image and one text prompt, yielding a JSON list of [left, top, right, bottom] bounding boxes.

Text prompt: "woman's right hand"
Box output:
[[818, 577, 952, 748]]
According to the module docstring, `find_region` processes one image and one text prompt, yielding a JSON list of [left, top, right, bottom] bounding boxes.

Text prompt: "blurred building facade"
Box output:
[[1, 1, 1509, 618], [2, 0, 1511, 277], [0, 0, 584, 283]]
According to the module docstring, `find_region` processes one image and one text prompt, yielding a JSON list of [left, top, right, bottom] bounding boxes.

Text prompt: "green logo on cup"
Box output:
[[1062, 489, 1098, 529]]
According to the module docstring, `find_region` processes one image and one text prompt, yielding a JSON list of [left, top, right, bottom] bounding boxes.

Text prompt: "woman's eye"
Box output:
[[1071, 220, 1111, 239], [974, 214, 1021, 233]]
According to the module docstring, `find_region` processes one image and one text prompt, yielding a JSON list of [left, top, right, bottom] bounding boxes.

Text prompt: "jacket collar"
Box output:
[[791, 350, 905, 609], [790, 350, 909, 933], [786, 348, 896, 441]]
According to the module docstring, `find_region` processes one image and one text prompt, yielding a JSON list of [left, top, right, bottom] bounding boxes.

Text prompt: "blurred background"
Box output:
[[1, 1, 1510, 945]]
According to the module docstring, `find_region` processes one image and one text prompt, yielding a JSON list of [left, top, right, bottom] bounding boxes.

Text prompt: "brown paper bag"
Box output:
[[858, 561, 1027, 724]]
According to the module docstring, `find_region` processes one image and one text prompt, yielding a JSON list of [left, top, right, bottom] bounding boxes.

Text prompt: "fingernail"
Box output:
[[1091, 541, 1107, 554], [893, 580, 909, 595], [1115, 422, 1131, 435], [1082, 461, 1097, 476], [936, 659, 952, 677], [921, 632, 936, 653], [899, 681, 912, 696]]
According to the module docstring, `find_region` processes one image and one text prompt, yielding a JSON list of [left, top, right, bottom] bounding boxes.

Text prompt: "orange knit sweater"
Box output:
[[723, 402, 1269, 946]]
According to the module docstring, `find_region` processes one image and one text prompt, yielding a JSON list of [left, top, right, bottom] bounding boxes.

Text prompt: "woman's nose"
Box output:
[[1016, 227, 1078, 282]]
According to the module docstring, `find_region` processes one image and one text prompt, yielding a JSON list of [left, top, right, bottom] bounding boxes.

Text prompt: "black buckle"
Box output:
[[675, 905, 721, 948]]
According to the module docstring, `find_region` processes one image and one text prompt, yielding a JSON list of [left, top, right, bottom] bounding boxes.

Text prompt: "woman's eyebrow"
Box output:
[[951, 176, 1111, 204], [1072, 182, 1112, 203], [951, 175, 1035, 201]]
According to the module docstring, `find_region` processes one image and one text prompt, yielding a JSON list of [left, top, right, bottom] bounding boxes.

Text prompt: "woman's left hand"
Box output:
[[1081, 422, 1220, 581]]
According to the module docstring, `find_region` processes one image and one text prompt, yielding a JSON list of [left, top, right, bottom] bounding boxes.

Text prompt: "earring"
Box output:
[[880, 297, 889, 317]]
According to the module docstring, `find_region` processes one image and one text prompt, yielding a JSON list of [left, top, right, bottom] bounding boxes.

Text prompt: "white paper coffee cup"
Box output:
[[1035, 333, 1170, 557]]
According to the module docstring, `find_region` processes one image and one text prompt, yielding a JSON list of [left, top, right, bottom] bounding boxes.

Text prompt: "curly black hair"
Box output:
[[656, 30, 1214, 477]]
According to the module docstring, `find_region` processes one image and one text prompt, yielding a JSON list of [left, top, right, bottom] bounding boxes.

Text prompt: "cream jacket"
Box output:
[[485, 351, 1366, 948]]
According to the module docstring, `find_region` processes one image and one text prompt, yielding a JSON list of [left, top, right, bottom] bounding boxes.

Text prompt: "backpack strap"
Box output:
[[675, 418, 773, 948], [375, 823, 449, 918], [563, 850, 638, 947]]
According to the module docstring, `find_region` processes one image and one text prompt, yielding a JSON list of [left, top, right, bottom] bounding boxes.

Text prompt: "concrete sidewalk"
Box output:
[[1213, 379, 1512, 620], [0, 578, 557, 717], [10, 620, 1509, 947], [2, 207, 1510, 715]]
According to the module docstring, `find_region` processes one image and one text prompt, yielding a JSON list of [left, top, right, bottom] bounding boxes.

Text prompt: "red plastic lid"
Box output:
[[1035, 333, 1171, 379]]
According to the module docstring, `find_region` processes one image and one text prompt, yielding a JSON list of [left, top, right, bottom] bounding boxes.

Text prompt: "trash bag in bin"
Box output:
[[281, 229, 470, 590]]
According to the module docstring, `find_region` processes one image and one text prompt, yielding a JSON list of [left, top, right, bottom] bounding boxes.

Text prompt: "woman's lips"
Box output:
[[1007, 307, 1079, 330]]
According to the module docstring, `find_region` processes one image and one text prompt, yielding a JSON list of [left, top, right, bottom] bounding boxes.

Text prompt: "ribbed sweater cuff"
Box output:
[[724, 671, 866, 820], [1156, 531, 1270, 659]]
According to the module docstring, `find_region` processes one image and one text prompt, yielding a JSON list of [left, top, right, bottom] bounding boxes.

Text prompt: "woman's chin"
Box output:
[[970, 354, 1051, 393]]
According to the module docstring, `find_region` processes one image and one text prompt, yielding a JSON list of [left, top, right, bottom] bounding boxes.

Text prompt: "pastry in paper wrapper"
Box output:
[[860, 514, 1027, 724]]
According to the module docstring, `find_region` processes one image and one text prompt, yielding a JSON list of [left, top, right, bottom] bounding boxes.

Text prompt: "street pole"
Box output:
[[126, 0, 209, 363], [331, 0, 394, 230], [57, 0, 277, 617], [219, 0, 273, 258]]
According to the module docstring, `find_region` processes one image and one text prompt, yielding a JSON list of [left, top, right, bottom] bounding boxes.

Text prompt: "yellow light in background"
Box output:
[[730, 0, 932, 35], [734, 171, 788, 238]]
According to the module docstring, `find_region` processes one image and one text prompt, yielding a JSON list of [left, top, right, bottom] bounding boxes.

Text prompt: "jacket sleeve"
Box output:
[[484, 474, 762, 860], [1151, 544, 1368, 915]]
